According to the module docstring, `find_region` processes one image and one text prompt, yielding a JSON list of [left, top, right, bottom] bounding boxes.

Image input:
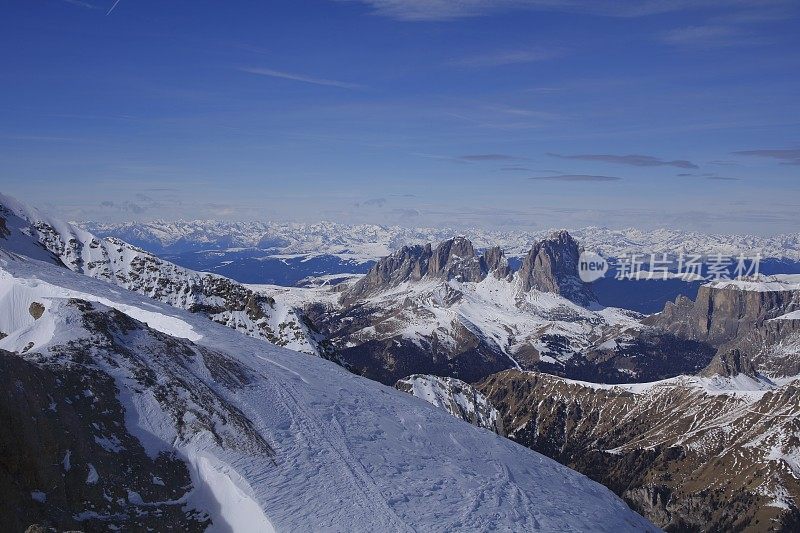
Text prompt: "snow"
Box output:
[[81, 217, 800, 261], [707, 274, 800, 292], [0, 248, 657, 531], [773, 310, 800, 321], [186, 453, 276, 533], [86, 464, 99, 485]]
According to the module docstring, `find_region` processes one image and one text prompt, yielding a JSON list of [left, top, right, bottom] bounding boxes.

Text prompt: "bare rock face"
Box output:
[[0, 349, 210, 532], [0, 215, 9, 239], [482, 246, 511, 280], [518, 230, 596, 305], [343, 237, 489, 303], [650, 280, 800, 377], [427, 236, 486, 282], [700, 349, 758, 378]]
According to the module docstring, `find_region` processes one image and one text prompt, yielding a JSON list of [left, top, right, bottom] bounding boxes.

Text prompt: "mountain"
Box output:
[[476, 370, 800, 532], [82, 219, 800, 261], [397, 274, 800, 531], [303, 232, 713, 385], [0, 223, 656, 531], [0, 194, 319, 355], [649, 275, 800, 377]]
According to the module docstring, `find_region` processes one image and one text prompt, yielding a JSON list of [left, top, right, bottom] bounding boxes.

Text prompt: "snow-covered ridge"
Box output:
[[0, 193, 319, 353], [81, 219, 800, 260]]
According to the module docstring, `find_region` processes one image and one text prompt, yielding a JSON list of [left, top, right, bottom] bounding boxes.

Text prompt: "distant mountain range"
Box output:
[[82, 219, 800, 260]]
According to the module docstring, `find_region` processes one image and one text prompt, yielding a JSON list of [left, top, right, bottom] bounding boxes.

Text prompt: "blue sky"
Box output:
[[2, 0, 799, 234]]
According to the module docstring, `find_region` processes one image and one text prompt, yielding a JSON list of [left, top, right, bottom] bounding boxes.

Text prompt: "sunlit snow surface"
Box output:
[[0, 251, 657, 532]]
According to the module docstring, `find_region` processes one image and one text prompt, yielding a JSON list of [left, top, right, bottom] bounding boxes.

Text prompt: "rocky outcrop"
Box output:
[[396, 374, 504, 435], [650, 278, 800, 377], [0, 349, 210, 532], [482, 245, 511, 279], [427, 236, 486, 282], [700, 349, 757, 378], [343, 237, 488, 302], [518, 230, 595, 305], [478, 369, 800, 532]]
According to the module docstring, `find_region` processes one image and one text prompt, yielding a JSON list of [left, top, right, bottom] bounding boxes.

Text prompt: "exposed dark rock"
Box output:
[[395, 374, 505, 435], [0, 349, 210, 532], [428, 236, 486, 282], [482, 246, 511, 280], [649, 282, 800, 377], [518, 230, 595, 305], [28, 302, 45, 320], [700, 349, 758, 378]]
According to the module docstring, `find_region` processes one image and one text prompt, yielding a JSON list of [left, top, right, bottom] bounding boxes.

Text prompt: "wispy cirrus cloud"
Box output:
[[530, 174, 621, 182], [733, 148, 800, 165], [450, 48, 558, 67], [238, 67, 363, 89], [339, 0, 769, 21], [660, 25, 765, 47], [549, 153, 698, 169], [62, 0, 99, 9]]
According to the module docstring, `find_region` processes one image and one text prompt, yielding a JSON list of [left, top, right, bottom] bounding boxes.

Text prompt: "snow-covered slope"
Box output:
[[0, 249, 656, 531], [0, 193, 318, 354], [83, 219, 800, 260]]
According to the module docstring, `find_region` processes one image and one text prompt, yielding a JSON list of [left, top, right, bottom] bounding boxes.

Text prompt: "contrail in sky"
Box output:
[[106, 0, 122, 15]]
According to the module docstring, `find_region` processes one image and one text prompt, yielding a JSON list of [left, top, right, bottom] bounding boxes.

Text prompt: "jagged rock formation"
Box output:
[[482, 245, 511, 280], [477, 369, 800, 532], [343, 236, 488, 303], [518, 229, 595, 305], [395, 374, 504, 435], [306, 231, 713, 384], [345, 231, 594, 305], [700, 349, 758, 378], [650, 276, 800, 377]]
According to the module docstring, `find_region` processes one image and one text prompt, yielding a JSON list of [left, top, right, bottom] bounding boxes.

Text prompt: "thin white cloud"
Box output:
[[450, 48, 557, 67], [62, 0, 99, 9], [106, 0, 122, 15], [339, 0, 773, 21], [238, 67, 363, 89], [660, 25, 764, 47]]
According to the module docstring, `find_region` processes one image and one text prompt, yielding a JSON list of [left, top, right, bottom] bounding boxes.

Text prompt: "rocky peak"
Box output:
[[517, 230, 595, 305], [428, 236, 486, 282], [700, 349, 758, 378], [483, 246, 511, 280], [342, 244, 432, 302], [343, 237, 489, 302]]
